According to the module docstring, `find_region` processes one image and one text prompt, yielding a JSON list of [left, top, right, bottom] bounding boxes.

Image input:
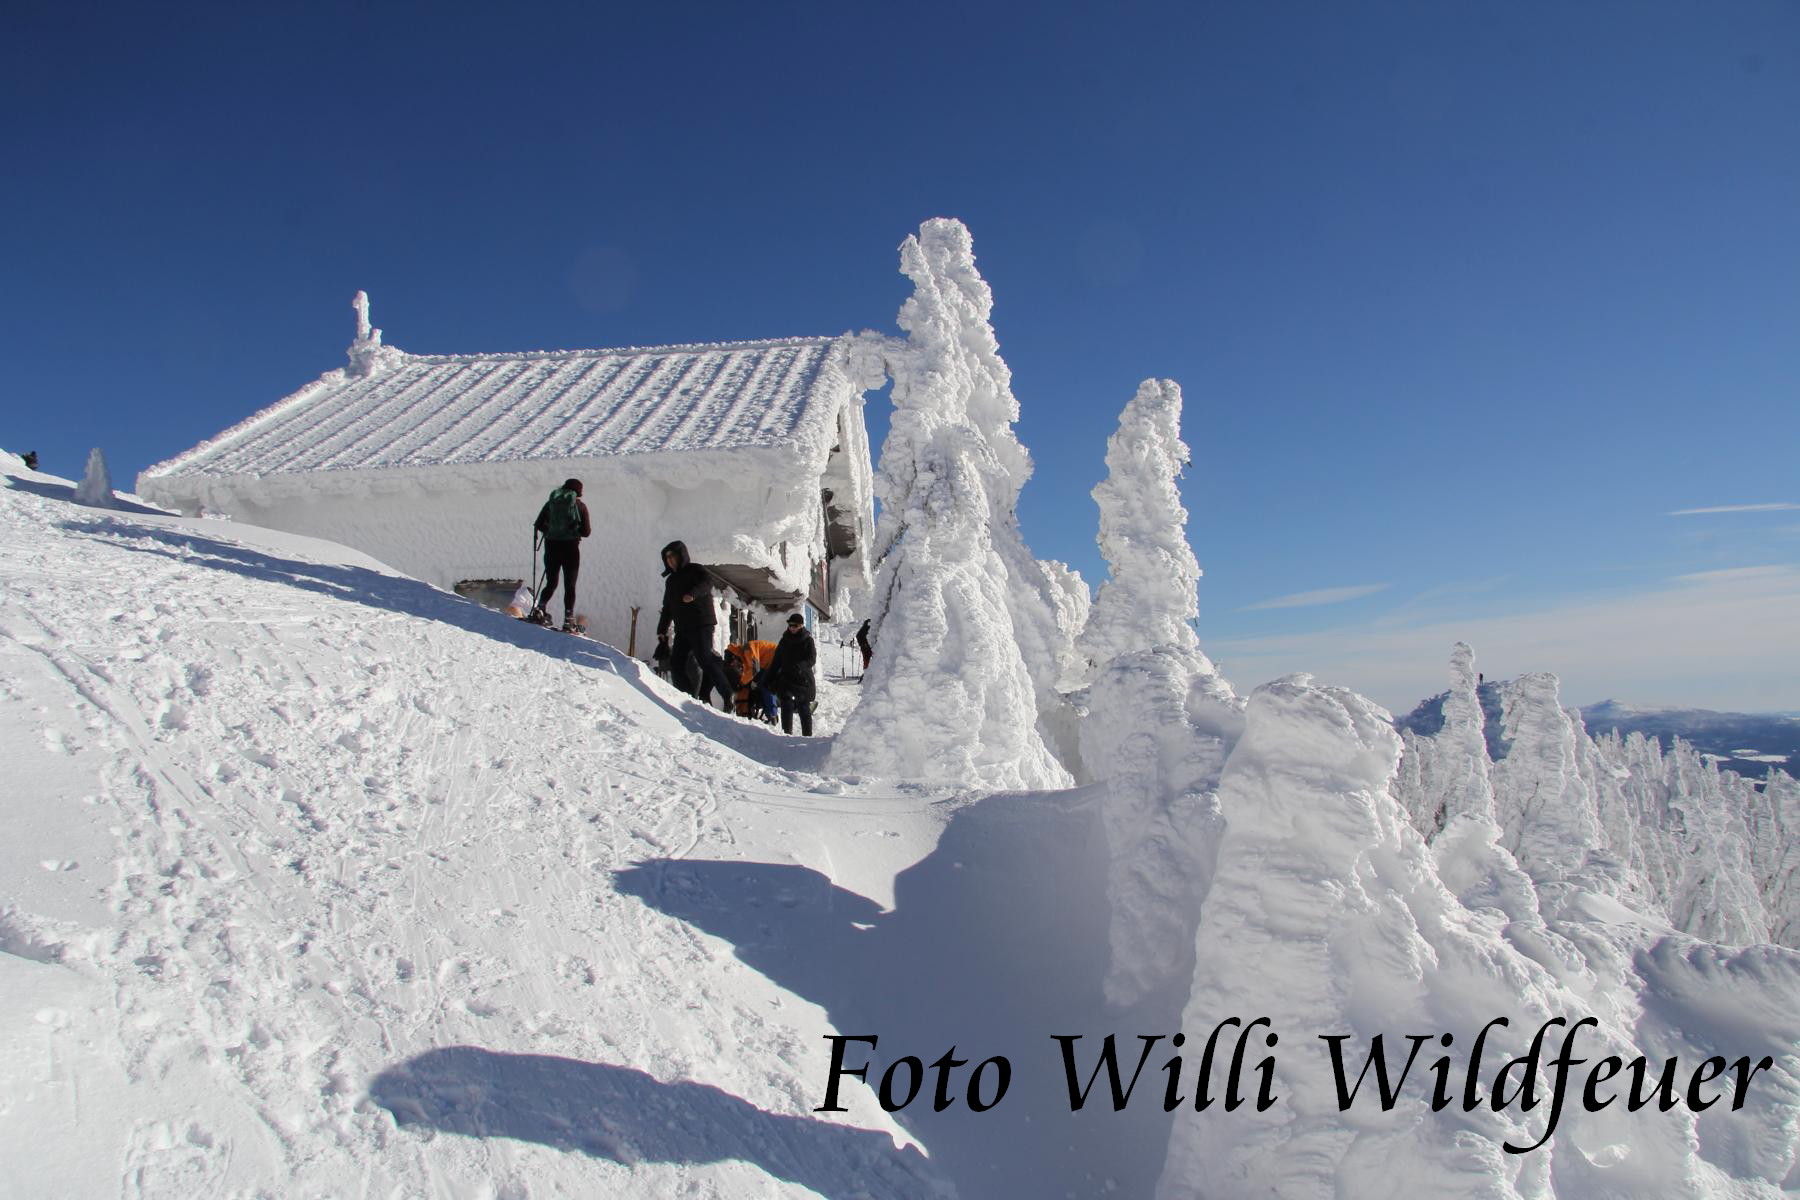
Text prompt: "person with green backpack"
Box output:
[[530, 478, 591, 631]]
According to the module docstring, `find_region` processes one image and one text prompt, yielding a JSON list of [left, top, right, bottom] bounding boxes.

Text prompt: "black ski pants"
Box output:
[[779, 691, 813, 737], [671, 628, 736, 712], [538, 540, 580, 615]]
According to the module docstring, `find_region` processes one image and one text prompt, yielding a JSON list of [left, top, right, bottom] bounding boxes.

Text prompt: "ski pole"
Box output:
[[530, 529, 543, 608]]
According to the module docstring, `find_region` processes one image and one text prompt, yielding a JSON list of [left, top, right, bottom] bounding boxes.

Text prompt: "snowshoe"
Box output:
[[519, 606, 553, 627]]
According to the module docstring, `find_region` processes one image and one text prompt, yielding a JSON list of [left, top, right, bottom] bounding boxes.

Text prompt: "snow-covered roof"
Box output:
[[144, 333, 859, 484]]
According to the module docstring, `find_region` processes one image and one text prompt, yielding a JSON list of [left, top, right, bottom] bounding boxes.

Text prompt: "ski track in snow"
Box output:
[[0, 472, 969, 1198], [1, 468, 1180, 1200]]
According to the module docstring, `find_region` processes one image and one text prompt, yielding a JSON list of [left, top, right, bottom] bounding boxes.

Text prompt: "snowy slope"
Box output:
[[6, 439, 1800, 1200], [0, 458, 1173, 1198]]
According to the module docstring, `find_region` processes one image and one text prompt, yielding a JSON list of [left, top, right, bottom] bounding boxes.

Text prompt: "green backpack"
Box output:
[[538, 487, 583, 540]]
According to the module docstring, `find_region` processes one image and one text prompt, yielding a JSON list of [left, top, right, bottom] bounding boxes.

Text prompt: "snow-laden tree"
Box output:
[[1397, 642, 1496, 836], [1392, 646, 1794, 948], [1160, 675, 1800, 1200], [877, 220, 1088, 704], [74, 447, 116, 508], [1491, 672, 1602, 881], [1587, 728, 1773, 945], [828, 220, 1069, 790], [1076, 379, 1206, 671], [1747, 769, 1800, 945], [1392, 649, 1504, 843], [1075, 378, 1240, 1008]]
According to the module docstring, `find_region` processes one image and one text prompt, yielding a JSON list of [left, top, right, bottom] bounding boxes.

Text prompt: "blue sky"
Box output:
[[5, 1, 1796, 711]]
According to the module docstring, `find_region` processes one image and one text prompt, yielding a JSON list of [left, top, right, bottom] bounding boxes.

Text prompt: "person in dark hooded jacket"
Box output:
[[656, 540, 737, 711], [766, 612, 817, 735]]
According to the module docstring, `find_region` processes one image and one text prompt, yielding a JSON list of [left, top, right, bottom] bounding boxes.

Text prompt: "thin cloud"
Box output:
[[1239, 583, 1390, 611], [1207, 564, 1800, 713], [1371, 576, 1513, 629], [1671, 565, 1795, 583], [1667, 503, 1799, 516]]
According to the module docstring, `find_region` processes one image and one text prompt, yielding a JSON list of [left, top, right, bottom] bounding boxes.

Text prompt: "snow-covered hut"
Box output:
[[139, 295, 877, 655]]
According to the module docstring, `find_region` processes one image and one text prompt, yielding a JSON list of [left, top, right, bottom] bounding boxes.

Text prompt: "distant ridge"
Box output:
[[1579, 700, 1800, 781]]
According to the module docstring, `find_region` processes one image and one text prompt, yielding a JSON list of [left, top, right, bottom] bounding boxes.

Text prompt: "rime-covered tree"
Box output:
[[829, 220, 1068, 789], [1391, 646, 1791, 947], [1076, 378, 1206, 671], [1076, 379, 1240, 1008], [1490, 672, 1601, 880], [1160, 675, 1800, 1199]]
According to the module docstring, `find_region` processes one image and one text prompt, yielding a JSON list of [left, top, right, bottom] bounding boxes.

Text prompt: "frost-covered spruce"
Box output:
[[1076, 379, 1206, 672], [1436, 642, 1496, 823], [1156, 675, 1787, 1200], [874, 220, 1087, 705], [1491, 673, 1603, 882], [829, 220, 1068, 790], [73, 447, 116, 508], [1746, 768, 1800, 946], [1076, 378, 1240, 1009], [1392, 644, 1496, 840], [1587, 727, 1773, 945], [1393, 647, 1792, 947]]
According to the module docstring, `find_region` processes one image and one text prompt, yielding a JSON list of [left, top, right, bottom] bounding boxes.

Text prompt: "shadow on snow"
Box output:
[[26, 482, 1194, 1195], [372, 789, 1187, 1198], [5, 472, 169, 516], [603, 789, 1185, 1198], [367, 1050, 950, 1200]]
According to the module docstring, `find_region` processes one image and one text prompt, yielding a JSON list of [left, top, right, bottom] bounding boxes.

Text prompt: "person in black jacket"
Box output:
[[766, 612, 817, 736], [531, 479, 592, 631], [655, 540, 736, 711], [855, 619, 873, 671]]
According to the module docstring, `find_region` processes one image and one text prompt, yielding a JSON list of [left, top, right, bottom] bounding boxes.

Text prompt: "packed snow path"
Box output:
[[0, 464, 1179, 1199]]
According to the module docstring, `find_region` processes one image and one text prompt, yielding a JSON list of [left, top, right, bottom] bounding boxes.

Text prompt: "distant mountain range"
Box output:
[[1579, 700, 1800, 781], [1396, 688, 1799, 783]]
